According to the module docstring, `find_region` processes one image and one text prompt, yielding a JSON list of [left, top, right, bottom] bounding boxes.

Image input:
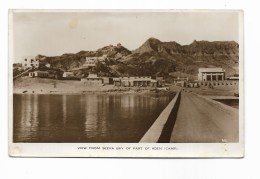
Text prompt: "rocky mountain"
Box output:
[[122, 38, 238, 76], [35, 43, 132, 76], [37, 37, 239, 78]]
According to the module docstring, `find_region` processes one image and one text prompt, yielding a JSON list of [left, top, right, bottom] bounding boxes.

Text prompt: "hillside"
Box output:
[[36, 38, 239, 78], [121, 38, 239, 76]]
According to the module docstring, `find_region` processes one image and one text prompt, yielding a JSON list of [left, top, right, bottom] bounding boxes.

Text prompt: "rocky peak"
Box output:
[[145, 37, 162, 45]]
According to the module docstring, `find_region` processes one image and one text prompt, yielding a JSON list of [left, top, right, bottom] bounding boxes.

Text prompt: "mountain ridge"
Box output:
[[35, 38, 239, 78]]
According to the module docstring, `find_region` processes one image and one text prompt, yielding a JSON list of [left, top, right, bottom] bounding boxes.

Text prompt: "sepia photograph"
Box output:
[[9, 10, 243, 157]]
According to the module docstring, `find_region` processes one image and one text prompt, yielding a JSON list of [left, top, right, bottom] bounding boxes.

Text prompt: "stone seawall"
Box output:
[[139, 91, 181, 143]]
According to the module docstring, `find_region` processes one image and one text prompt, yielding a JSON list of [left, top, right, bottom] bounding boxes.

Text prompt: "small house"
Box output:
[[63, 71, 74, 78], [102, 77, 113, 85], [45, 63, 51, 68], [81, 74, 103, 86], [29, 71, 49, 78]]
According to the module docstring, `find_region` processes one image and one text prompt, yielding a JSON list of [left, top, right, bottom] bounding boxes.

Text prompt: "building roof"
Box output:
[[86, 73, 102, 79], [198, 68, 224, 73], [34, 71, 49, 74], [113, 77, 155, 82], [120, 76, 151, 80], [63, 71, 73, 74], [88, 74, 98, 78]]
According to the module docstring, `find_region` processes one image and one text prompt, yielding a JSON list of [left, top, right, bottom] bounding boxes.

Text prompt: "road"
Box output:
[[13, 67, 32, 80], [170, 92, 239, 143]]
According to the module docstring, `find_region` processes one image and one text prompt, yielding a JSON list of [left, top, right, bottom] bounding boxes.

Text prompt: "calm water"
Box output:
[[214, 99, 239, 109], [13, 94, 173, 143]]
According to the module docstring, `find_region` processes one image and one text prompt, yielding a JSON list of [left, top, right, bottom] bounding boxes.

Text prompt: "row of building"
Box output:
[[28, 70, 165, 87], [28, 71, 75, 78], [21, 56, 229, 80], [113, 77, 163, 87], [197, 67, 239, 82], [173, 68, 239, 88], [21, 56, 236, 82], [174, 68, 237, 83], [175, 80, 239, 88], [21, 55, 108, 70], [22, 56, 238, 88]]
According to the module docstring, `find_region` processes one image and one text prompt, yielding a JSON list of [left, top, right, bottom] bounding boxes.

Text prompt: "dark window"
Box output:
[[207, 76, 211, 81]]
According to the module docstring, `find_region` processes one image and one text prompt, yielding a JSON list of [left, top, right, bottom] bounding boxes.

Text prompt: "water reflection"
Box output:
[[62, 95, 67, 125], [16, 95, 39, 141], [84, 95, 99, 137], [13, 94, 173, 143]]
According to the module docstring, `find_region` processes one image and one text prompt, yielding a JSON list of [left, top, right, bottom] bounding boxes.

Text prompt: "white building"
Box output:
[[81, 74, 103, 86], [45, 63, 51, 68], [29, 71, 49, 78], [198, 68, 225, 81], [63, 71, 74, 78], [97, 54, 107, 62], [83, 55, 107, 68], [22, 57, 39, 69], [113, 76, 157, 87], [83, 57, 96, 67]]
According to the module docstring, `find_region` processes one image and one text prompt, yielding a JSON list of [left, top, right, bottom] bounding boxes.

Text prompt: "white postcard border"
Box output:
[[8, 9, 244, 158]]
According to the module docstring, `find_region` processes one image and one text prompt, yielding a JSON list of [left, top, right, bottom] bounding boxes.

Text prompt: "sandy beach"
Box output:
[[13, 77, 176, 95]]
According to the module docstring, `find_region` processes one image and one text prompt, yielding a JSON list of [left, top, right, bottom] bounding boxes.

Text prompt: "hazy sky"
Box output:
[[11, 11, 239, 62]]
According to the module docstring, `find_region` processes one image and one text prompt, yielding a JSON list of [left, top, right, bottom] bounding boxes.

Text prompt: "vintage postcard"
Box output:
[[9, 10, 244, 157]]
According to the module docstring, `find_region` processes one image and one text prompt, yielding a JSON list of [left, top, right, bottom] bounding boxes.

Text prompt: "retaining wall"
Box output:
[[139, 91, 181, 143]]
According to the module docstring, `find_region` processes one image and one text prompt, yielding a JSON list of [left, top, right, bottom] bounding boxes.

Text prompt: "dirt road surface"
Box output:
[[170, 92, 239, 143]]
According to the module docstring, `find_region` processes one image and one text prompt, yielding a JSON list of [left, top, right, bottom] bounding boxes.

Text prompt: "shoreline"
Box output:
[[13, 88, 177, 95], [13, 77, 238, 97], [13, 77, 178, 95]]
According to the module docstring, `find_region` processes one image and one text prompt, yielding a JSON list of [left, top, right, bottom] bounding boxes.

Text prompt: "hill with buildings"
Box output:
[[35, 38, 239, 78]]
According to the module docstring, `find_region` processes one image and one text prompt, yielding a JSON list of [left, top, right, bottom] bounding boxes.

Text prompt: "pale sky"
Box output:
[[11, 11, 239, 62]]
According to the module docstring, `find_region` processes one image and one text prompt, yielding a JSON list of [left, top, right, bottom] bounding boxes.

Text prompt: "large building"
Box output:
[[81, 74, 103, 86], [83, 57, 96, 67], [22, 57, 39, 69], [28, 71, 49, 78], [113, 76, 157, 87], [198, 68, 225, 81], [83, 55, 108, 68]]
